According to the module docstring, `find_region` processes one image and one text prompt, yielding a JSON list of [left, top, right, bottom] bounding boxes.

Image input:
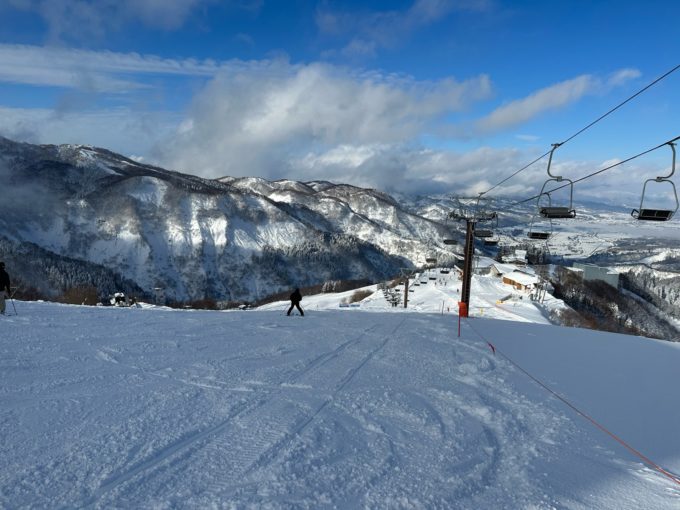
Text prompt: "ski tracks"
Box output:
[[82, 321, 392, 508], [240, 317, 407, 478]]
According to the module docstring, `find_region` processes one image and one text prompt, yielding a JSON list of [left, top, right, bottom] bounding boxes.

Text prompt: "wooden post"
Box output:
[[403, 277, 409, 308]]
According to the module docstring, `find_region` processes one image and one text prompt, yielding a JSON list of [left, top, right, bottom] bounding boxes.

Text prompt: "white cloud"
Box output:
[[0, 102, 662, 204], [475, 68, 641, 133], [476, 75, 597, 132], [5, 0, 226, 41], [0, 41, 655, 204], [290, 143, 546, 198], [608, 68, 641, 87], [157, 60, 493, 179], [0, 105, 181, 157], [515, 134, 540, 142], [0, 44, 226, 92]]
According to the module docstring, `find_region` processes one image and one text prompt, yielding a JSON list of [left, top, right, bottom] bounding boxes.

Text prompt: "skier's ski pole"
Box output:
[[8, 286, 20, 316]]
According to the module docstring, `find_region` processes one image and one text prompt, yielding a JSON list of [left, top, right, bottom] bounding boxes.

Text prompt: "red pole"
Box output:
[[457, 301, 467, 338]]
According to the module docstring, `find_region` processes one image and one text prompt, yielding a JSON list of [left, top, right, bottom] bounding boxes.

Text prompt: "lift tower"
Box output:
[[448, 197, 497, 316]]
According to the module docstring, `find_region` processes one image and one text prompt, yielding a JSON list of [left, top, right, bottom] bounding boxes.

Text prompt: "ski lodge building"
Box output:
[[501, 270, 539, 291], [489, 263, 540, 292]]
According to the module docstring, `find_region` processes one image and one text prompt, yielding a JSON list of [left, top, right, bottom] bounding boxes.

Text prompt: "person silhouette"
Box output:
[[287, 288, 304, 316]]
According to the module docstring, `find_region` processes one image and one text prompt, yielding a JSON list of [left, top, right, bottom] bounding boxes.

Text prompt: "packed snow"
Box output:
[[2, 281, 680, 508]]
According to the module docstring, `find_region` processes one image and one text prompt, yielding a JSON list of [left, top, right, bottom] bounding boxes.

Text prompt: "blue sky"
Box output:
[[0, 0, 678, 203]]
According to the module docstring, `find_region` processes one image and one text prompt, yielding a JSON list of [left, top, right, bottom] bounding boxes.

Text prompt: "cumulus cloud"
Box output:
[[0, 39, 653, 204], [149, 60, 657, 204], [158, 60, 492, 179], [289, 142, 618, 201], [291, 140, 668, 206], [0, 105, 661, 205]]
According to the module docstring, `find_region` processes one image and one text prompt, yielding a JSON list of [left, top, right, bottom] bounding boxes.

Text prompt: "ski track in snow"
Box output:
[[1, 302, 679, 509], [87, 321, 391, 507]]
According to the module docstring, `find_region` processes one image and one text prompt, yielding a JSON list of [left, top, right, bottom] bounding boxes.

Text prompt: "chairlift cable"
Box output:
[[513, 135, 680, 205], [481, 151, 553, 196], [480, 63, 680, 197], [560, 63, 680, 147]]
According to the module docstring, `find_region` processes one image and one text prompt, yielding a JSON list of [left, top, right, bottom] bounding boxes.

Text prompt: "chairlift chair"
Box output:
[[541, 206, 576, 219], [443, 239, 457, 245], [483, 239, 499, 246], [527, 231, 550, 240], [527, 192, 553, 240], [474, 229, 493, 238], [440, 269, 450, 274], [631, 142, 679, 221], [425, 257, 437, 264], [538, 143, 576, 219], [473, 195, 498, 223]]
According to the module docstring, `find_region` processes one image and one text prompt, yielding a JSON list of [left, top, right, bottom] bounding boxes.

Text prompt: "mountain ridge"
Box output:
[[0, 136, 457, 302]]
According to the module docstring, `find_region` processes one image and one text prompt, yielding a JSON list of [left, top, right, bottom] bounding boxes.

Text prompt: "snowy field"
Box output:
[[2, 297, 680, 509]]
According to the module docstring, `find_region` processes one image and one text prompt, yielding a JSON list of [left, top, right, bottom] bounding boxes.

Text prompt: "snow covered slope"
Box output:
[[259, 267, 564, 325], [1, 302, 679, 508]]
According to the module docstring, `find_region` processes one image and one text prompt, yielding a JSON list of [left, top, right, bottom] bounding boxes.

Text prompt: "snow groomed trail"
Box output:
[[1, 302, 679, 508]]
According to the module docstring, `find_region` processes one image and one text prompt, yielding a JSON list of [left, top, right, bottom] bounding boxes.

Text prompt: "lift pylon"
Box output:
[[447, 195, 497, 315]]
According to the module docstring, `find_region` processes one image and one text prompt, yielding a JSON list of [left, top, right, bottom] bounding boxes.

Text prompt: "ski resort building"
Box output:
[[502, 270, 540, 292]]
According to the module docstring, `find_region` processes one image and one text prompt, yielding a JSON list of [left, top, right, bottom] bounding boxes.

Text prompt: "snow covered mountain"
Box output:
[[0, 136, 457, 302]]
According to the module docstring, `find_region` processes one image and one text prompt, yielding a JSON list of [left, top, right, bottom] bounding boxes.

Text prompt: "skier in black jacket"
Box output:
[[0, 262, 10, 315], [287, 288, 304, 316]]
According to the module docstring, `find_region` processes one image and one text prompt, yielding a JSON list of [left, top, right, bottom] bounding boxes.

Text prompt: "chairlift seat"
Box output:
[[429, 277, 436, 280], [631, 208, 674, 221], [443, 239, 457, 245], [474, 230, 493, 238], [484, 240, 498, 246], [425, 258, 437, 264], [528, 232, 550, 240], [540, 207, 575, 219], [440, 269, 450, 274]]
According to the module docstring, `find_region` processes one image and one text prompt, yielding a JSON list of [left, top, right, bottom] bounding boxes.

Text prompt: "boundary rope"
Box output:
[[462, 318, 680, 487]]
